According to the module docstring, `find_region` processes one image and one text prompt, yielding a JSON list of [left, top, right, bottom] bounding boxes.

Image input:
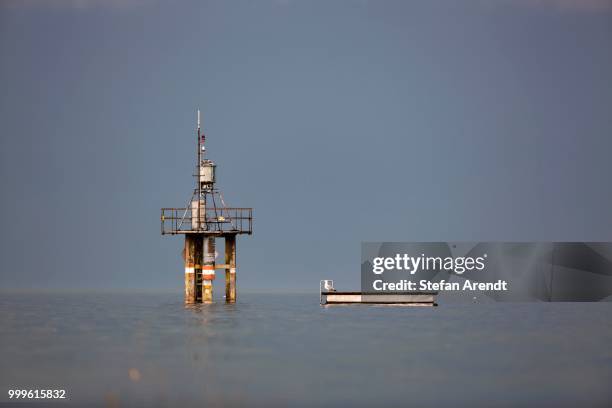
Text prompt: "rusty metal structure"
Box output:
[[161, 110, 252, 303]]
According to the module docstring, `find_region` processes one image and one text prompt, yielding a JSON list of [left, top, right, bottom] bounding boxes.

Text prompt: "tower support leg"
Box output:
[[184, 235, 196, 304], [194, 235, 203, 302], [203, 236, 216, 303], [225, 235, 237, 303]]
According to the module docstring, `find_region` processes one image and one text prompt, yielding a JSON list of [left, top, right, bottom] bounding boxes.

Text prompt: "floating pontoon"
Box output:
[[320, 280, 438, 306]]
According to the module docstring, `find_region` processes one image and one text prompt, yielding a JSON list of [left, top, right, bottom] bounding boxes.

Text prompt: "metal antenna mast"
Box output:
[[197, 109, 202, 230]]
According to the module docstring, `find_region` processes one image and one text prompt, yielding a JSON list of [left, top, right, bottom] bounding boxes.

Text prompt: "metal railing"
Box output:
[[161, 207, 253, 235]]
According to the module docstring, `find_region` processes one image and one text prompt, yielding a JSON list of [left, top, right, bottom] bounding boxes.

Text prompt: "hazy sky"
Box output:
[[1, 0, 611, 292]]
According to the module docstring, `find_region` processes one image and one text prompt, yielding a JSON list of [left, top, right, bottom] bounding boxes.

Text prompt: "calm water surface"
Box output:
[[1, 293, 611, 407]]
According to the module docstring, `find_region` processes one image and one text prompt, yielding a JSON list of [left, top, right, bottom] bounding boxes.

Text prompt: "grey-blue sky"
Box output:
[[1, 0, 611, 291]]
